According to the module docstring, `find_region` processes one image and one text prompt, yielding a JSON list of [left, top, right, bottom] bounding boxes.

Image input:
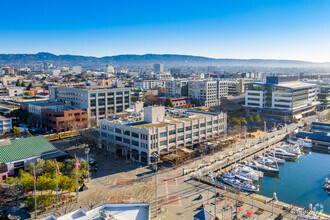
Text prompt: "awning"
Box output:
[[179, 148, 194, 154], [294, 114, 303, 120]]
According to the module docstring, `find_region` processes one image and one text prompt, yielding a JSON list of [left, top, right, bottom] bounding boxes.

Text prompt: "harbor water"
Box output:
[[257, 151, 330, 214]]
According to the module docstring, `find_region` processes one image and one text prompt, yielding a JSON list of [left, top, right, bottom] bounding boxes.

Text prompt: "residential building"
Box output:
[[0, 136, 66, 182], [98, 106, 226, 164], [0, 116, 12, 134], [134, 80, 165, 89], [0, 86, 25, 98], [244, 76, 319, 122], [227, 79, 245, 96], [154, 63, 163, 73], [43, 203, 149, 220], [156, 96, 191, 107], [49, 86, 131, 121], [165, 79, 189, 97]]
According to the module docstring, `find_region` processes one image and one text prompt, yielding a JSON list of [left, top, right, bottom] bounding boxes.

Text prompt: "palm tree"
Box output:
[[246, 114, 254, 131]]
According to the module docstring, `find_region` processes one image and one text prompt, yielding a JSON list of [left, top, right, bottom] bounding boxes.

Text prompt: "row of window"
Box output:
[[90, 91, 130, 97]]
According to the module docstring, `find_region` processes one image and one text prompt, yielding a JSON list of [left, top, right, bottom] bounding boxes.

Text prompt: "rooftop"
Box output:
[[246, 81, 316, 89], [0, 136, 59, 163], [106, 108, 219, 129], [43, 203, 149, 220]]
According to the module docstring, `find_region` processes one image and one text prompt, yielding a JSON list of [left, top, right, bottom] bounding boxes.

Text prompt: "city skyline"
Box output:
[[1, 0, 330, 62]]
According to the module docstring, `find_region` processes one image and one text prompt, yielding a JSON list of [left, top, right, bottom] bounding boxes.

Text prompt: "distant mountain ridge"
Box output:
[[0, 52, 329, 69]]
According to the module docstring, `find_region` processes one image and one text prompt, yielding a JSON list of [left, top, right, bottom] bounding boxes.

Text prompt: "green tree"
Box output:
[[164, 97, 174, 107], [16, 79, 21, 87], [18, 170, 34, 191], [27, 82, 33, 90], [252, 113, 261, 124], [10, 126, 21, 135], [26, 194, 52, 210], [21, 81, 26, 88], [37, 174, 55, 194], [246, 114, 254, 130], [229, 118, 241, 128]]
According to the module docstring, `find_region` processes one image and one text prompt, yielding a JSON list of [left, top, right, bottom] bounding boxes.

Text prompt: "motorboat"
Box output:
[[223, 171, 236, 179], [248, 161, 279, 174], [223, 170, 252, 182], [222, 177, 259, 192], [269, 148, 297, 159], [233, 167, 260, 181], [256, 155, 276, 166], [265, 155, 285, 165], [237, 164, 264, 178], [279, 144, 301, 156]]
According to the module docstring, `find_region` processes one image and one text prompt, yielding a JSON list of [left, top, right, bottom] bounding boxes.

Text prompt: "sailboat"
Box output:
[[248, 160, 280, 174]]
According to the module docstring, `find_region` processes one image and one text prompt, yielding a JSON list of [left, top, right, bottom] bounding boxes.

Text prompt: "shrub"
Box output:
[[26, 194, 52, 210]]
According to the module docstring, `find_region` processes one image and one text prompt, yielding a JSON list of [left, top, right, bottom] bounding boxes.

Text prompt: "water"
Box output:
[[257, 151, 330, 214]]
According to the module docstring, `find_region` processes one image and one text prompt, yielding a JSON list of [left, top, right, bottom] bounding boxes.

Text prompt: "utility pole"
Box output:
[[85, 148, 90, 182], [33, 164, 37, 219], [214, 174, 217, 219], [152, 152, 159, 219], [75, 155, 79, 203], [55, 161, 59, 209]]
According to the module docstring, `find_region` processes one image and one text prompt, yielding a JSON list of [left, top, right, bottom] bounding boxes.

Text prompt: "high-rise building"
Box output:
[[165, 79, 189, 97], [244, 76, 319, 122], [72, 66, 82, 74], [134, 80, 165, 89], [153, 64, 163, 73]]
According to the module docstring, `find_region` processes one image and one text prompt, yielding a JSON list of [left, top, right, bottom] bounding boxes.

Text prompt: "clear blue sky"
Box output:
[[1, 0, 330, 62]]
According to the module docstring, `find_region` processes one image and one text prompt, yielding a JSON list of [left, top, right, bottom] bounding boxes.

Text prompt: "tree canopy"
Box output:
[[164, 97, 174, 107]]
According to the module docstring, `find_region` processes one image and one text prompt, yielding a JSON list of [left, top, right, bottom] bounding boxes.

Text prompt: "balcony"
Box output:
[[0, 163, 8, 174]]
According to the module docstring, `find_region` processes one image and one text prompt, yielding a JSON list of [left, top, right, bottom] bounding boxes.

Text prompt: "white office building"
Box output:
[[99, 107, 226, 164], [134, 80, 165, 89], [245, 76, 319, 122], [72, 66, 82, 74]]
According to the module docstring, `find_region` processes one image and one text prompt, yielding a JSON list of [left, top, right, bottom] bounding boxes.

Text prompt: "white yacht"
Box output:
[[237, 164, 264, 178], [265, 155, 285, 165], [222, 177, 259, 192], [248, 161, 280, 174], [233, 166, 260, 181], [269, 148, 297, 159], [279, 144, 301, 156], [288, 138, 313, 148]]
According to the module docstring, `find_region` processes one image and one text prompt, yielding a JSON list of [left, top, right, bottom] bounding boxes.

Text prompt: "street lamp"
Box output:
[[85, 147, 90, 182], [152, 152, 159, 219]]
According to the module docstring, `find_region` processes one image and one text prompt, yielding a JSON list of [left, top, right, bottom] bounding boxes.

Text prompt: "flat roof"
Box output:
[[246, 81, 316, 89]]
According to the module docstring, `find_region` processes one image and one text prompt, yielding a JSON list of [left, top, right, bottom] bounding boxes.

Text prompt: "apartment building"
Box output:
[[98, 106, 226, 164], [244, 76, 319, 122], [49, 86, 131, 121], [165, 79, 189, 97], [134, 80, 165, 89], [0, 117, 12, 134], [227, 79, 245, 96]]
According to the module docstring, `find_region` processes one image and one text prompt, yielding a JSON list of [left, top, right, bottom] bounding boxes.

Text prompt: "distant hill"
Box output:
[[0, 52, 329, 70]]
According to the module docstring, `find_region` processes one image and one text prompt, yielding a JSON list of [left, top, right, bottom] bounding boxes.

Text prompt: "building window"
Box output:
[[124, 138, 130, 144], [169, 138, 176, 143], [178, 128, 184, 133], [90, 100, 96, 107], [186, 126, 192, 131], [169, 130, 176, 135], [115, 136, 122, 142], [186, 134, 192, 138], [200, 130, 206, 134], [193, 124, 199, 129], [207, 128, 212, 132], [115, 128, 122, 134], [160, 132, 167, 137], [160, 140, 167, 146], [90, 93, 96, 97], [207, 121, 212, 126], [193, 131, 199, 137], [132, 140, 139, 146], [123, 130, 130, 136], [178, 136, 184, 141], [214, 120, 218, 124], [132, 132, 139, 138], [201, 123, 206, 127], [98, 93, 105, 97], [108, 126, 114, 132], [125, 91, 129, 94], [108, 92, 114, 96], [116, 91, 123, 95]]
